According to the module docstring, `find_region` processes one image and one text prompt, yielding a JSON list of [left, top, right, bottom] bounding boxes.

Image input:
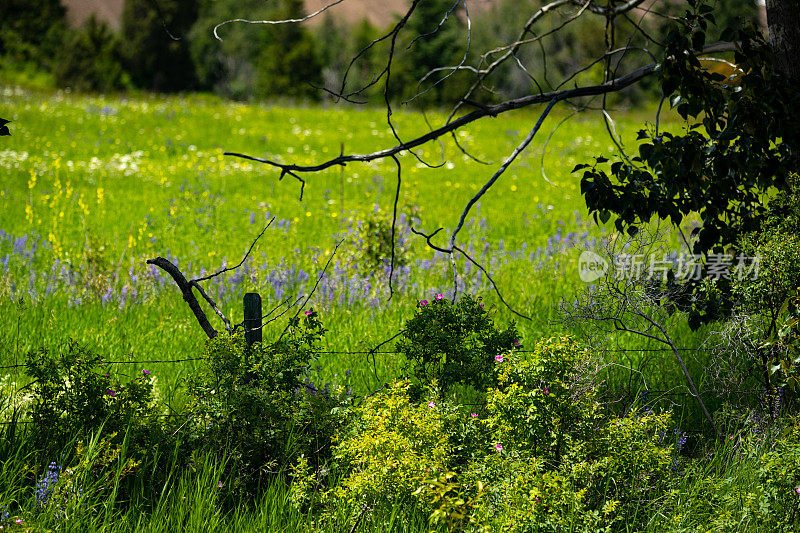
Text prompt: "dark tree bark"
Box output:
[[765, 0, 800, 81]]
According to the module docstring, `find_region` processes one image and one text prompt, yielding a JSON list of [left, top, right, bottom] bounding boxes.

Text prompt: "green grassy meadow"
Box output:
[[11, 86, 787, 532], [0, 85, 706, 396]]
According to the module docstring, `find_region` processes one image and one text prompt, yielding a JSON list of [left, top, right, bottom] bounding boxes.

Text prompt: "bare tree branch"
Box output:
[[213, 0, 348, 40], [146, 257, 219, 339], [148, 221, 274, 338], [560, 227, 716, 432], [193, 218, 273, 283]]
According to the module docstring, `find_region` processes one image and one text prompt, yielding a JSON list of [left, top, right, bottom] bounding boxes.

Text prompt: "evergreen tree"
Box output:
[[121, 0, 199, 91], [0, 0, 66, 63], [254, 0, 322, 100], [393, 0, 467, 105], [53, 16, 129, 93]]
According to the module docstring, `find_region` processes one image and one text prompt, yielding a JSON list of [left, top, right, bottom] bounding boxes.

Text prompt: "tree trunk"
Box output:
[[765, 0, 800, 81]]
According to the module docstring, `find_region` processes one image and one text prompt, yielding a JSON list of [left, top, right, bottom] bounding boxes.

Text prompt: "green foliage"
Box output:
[[391, 0, 469, 105], [188, 0, 271, 98], [469, 337, 673, 530], [578, 2, 800, 328], [485, 336, 602, 462], [24, 340, 159, 455], [580, 21, 798, 255], [52, 17, 130, 93], [732, 174, 800, 390], [185, 312, 350, 491], [332, 337, 675, 530], [331, 380, 459, 515], [189, 0, 321, 100], [757, 417, 800, 529], [396, 294, 519, 393], [349, 205, 412, 276], [121, 0, 198, 91], [0, 0, 66, 62]]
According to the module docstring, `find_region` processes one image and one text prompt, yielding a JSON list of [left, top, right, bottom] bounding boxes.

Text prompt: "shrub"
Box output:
[[731, 173, 800, 392], [485, 336, 601, 462], [469, 337, 673, 530], [348, 205, 413, 277], [396, 294, 519, 394], [330, 380, 461, 518], [24, 340, 159, 455], [184, 311, 350, 492], [758, 416, 800, 529]]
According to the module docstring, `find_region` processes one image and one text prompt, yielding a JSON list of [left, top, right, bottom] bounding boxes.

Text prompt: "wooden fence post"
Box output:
[[244, 292, 262, 348]]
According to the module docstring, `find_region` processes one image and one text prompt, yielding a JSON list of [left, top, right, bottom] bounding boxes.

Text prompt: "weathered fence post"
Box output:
[[244, 292, 262, 348]]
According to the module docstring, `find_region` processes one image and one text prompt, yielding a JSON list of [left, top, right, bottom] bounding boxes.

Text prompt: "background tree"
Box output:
[[390, 0, 469, 104], [0, 0, 66, 71], [53, 15, 129, 93], [121, 0, 199, 91], [253, 0, 322, 100], [190, 0, 321, 100], [189, 0, 271, 99]]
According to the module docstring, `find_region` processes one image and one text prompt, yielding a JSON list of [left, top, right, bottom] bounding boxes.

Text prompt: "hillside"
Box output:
[[60, 0, 500, 31]]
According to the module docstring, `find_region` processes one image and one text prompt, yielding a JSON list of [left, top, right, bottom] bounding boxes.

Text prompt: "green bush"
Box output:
[[485, 336, 601, 462], [330, 380, 462, 519], [25, 340, 159, 455], [184, 311, 350, 492], [467, 336, 672, 530], [732, 174, 800, 392], [758, 416, 800, 529], [396, 294, 519, 394], [349, 205, 413, 276], [331, 336, 675, 531]]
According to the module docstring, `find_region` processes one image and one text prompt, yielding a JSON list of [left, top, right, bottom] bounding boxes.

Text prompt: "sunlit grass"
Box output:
[[0, 85, 703, 399]]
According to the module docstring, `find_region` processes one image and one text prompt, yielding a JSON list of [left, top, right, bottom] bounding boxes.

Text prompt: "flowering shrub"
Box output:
[[484, 336, 602, 462], [396, 294, 519, 394], [330, 380, 460, 517], [452, 337, 669, 530], [25, 341, 159, 455]]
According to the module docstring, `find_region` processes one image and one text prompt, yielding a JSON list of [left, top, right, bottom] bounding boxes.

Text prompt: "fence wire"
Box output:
[[0, 347, 711, 372]]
